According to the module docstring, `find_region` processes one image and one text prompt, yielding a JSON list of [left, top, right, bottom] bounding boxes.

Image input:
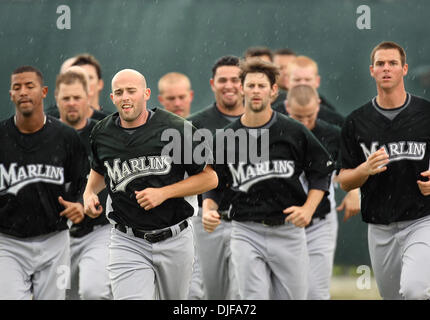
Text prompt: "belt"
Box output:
[[253, 219, 285, 227], [115, 220, 188, 243]]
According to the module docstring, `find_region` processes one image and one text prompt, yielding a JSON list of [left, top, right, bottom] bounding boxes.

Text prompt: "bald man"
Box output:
[[83, 69, 218, 299], [158, 72, 194, 118]]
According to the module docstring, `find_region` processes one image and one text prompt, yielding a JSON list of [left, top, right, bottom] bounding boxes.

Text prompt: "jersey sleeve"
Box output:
[[89, 124, 105, 175], [182, 121, 212, 176], [302, 128, 334, 191], [64, 129, 90, 203], [339, 116, 362, 170]]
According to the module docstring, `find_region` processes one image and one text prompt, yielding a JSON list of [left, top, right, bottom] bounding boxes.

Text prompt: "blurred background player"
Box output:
[[272, 48, 297, 105], [0, 66, 88, 299], [285, 84, 360, 299], [273, 55, 345, 127], [46, 54, 107, 121], [55, 69, 112, 300], [187, 55, 243, 300], [243, 46, 273, 63], [157, 72, 194, 118], [157, 71, 204, 300]]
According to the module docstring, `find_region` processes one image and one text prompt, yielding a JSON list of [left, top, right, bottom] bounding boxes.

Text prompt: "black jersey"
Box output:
[[0, 116, 89, 238], [340, 94, 430, 224], [187, 103, 241, 210], [69, 119, 109, 238], [273, 100, 345, 128], [90, 108, 208, 231], [310, 119, 341, 220], [212, 111, 333, 223], [45, 103, 108, 121]]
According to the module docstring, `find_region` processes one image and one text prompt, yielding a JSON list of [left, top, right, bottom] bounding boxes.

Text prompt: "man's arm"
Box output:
[[135, 165, 218, 211], [83, 169, 106, 218], [337, 148, 389, 191], [283, 189, 325, 227]]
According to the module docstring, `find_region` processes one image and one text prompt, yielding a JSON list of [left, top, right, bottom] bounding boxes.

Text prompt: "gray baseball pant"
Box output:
[[108, 220, 194, 300], [194, 209, 240, 299], [368, 214, 430, 300], [305, 210, 338, 300], [68, 224, 112, 300], [0, 230, 70, 300], [231, 220, 309, 300]]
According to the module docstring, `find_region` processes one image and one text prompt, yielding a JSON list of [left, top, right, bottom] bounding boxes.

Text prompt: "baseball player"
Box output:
[[284, 84, 360, 299], [55, 69, 112, 300], [157, 71, 204, 300], [187, 55, 244, 300], [0, 66, 89, 299], [203, 58, 334, 299], [338, 41, 430, 299], [83, 69, 218, 300]]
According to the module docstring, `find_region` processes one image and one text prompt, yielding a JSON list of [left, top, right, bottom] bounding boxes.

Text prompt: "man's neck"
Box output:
[[376, 85, 407, 109], [120, 109, 149, 128], [241, 106, 273, 127], [15, 111, 46, 134], [61, 117, 87, 130], [216, 102, 245, 116]]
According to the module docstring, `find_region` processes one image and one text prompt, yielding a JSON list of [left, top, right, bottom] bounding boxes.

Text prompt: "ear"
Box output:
[[210, 78, 215, 93], [157, 95, 164, 105], [42, 86, 48, 98], [110, 92, 114, 104], [189, 90, 194, 102], [369, 65, 374, 78], [315, 75, 321, 89], [144, 88, 151, 100], [403, 63, 408, 76], [97, 79, 104, 91]]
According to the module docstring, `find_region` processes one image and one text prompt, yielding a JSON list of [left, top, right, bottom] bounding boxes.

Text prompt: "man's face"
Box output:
[[273, 54, 296, 90], [242, 72, 276, 113], [10, 72, 47, 117], [80, 64, 104, 101], [110, 71, 150, 124], [370, 49, 408, 91], [210, 66, 242, 110], [56, 81, 89, 126], [286, 97, 320, 130], [158, 81, 193, 118], [287, 65, 320, 89]]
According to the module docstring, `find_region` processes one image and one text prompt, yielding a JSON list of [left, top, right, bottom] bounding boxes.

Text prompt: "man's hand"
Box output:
[[83, 193, 103, 218], [363, 147, 389, 176], [337, 188, 361, 222], [417, 170, 430, 196], [135, 188, 167, 211], [283, 205, 314, 228], [202, 210, 221, 233], [59, 196, 84, 224]]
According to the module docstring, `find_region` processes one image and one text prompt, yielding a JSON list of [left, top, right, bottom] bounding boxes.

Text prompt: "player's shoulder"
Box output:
[[344, 99, 374, 122], [315, 118, 341, 135], [152, 107, 192, 129], [409, 93, 430, 109], [91, 112, 118, 135], [187, 103, 216, 124], [46, 115, 77, 135]]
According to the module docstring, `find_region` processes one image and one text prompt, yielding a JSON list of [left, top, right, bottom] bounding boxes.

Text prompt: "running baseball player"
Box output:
[[0, 66, 89, 299], [203, 58, 334, 299], [55, 69, 112, 300], [83, 68, 218, 300], [338, 41, 430, 299], [187, 55, 244, 300], [284, 84, 360, 299]]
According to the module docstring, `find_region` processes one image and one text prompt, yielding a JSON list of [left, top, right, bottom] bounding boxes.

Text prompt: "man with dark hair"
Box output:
[[0, 66, 89, 299], [187, 55, 244, 300], [272, 48, 296, 105], [244, 46, 273, 62], [338, 41, 430, 299], [55, 70, 112, 300], [71, 54, 106, 113], [203, 59, 333, 299]]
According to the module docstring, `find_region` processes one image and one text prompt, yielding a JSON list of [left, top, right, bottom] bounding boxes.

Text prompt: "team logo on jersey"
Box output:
[[228, 160, 295, 192], [0, 163, 64, 195], [360, 141, 426, 162], [105, 156, 172, 192]]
